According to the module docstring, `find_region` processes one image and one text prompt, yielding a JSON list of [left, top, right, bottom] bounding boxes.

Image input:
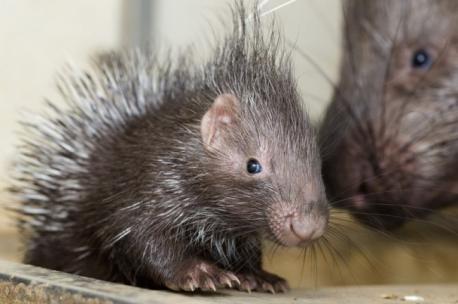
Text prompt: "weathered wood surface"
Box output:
[[0, 260, 457, 304]]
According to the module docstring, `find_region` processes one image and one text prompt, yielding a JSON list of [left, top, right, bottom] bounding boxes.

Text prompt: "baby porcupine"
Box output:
[[9, 4, 328, 292]]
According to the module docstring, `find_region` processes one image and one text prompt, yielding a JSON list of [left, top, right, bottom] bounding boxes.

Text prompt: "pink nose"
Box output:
[[290, 215, 314, 240], [282, 213, 326, 246]]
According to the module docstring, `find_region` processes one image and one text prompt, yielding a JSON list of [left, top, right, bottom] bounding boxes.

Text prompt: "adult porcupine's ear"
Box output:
[[201, 94, 240, 151]]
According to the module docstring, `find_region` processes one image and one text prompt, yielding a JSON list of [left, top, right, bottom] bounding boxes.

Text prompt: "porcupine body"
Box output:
[[10, 4, 327, 292]]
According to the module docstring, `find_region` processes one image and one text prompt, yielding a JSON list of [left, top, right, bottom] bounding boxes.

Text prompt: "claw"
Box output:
[[203, 278, 217, 292], [240, 280, 255, 293], [226, 272, 241, 286], [183, 280, 197, 292], [166, 261, 280, 293], [219, 275, 233, 288], [235, 271, 289, 294], [262, 282, 276, 294]]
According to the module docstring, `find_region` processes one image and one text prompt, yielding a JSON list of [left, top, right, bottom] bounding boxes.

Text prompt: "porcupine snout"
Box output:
[[268, 201, 328, 247], [341, 133, 419, 230]]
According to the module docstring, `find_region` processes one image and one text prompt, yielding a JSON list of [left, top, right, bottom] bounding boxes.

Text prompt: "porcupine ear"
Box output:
[[201, 94, 240, 151]]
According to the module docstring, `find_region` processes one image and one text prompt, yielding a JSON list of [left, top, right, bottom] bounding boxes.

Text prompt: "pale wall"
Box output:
[[0, 0, 123, 231]]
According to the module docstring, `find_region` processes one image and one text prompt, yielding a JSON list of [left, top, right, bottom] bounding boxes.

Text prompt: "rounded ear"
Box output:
[[201, 94, 240, 150]]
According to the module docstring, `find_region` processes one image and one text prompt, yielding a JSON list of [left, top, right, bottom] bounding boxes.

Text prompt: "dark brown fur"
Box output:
[[320, 0, 458, 230], [10, 5, 328, 292]]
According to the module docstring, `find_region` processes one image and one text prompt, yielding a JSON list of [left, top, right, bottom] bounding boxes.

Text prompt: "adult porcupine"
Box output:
[[10, 4, 328, 292], [320, 0, 458, 230]]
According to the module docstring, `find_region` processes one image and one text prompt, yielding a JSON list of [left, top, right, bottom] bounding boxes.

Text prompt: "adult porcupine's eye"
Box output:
[[411, 49, 431, 69], [247, 158, 262, 174]]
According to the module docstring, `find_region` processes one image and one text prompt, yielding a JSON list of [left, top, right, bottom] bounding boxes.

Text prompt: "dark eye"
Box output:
[[411, 49, 432, 69], [247, 158, 262, 174]]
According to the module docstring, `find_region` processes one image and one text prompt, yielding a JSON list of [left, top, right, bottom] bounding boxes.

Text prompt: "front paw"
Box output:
[[237, 270, 289, 293], [164, 260, 240, 292]]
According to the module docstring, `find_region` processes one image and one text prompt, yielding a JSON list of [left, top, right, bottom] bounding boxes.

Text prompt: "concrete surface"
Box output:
[[1, 260, 457, 304]]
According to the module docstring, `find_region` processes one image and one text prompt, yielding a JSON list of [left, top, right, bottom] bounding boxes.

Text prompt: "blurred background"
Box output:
[[0, 0, 456, 288]]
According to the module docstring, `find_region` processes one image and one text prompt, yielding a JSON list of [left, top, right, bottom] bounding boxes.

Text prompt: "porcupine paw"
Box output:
[[237, 270, 289, 294], [164, 260, 240, 292]]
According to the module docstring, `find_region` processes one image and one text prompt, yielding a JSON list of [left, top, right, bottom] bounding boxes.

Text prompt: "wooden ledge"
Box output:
[[0, 260, 457, 304]]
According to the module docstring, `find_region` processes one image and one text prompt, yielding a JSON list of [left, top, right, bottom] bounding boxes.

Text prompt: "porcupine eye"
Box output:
[[247, 158, 262, 174], [411, 49, 432, 69]]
